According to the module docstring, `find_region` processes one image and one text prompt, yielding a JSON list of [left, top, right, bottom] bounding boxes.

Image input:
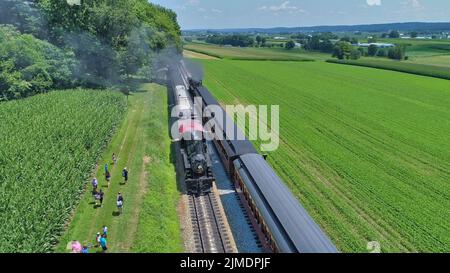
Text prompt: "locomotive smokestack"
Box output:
[[183, 58, 204, 83]]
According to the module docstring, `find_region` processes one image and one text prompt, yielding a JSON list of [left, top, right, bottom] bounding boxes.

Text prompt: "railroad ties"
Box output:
[[189, 193, 234, 253]]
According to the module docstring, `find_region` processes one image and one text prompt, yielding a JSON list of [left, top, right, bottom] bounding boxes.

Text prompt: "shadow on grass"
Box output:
[[112, 211, 121, 217]]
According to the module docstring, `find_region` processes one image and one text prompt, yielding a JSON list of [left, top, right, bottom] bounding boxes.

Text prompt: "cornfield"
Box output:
[[0, 89, 127, 252]]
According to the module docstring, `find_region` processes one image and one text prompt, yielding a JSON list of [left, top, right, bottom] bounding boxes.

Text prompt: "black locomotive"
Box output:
[[169, 62, 215, 195]]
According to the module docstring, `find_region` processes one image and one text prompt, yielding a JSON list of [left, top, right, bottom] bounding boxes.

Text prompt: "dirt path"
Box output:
[[183, 49, 219, 60]]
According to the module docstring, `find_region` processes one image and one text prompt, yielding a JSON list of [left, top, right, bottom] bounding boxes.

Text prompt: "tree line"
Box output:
[[0, 0, 181, 101], [205, 34, 256, 47]]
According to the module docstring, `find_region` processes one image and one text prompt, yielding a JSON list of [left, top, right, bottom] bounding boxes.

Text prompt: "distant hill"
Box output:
[[185, 22, 450, 34]]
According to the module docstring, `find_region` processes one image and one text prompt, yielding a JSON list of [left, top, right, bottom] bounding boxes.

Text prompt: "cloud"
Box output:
[[366, 0, 381, 6], [187, 0, 200, 6], [211, 8, 223, 14], [406, 0, 424, 10], [258, 1, 306, 13]]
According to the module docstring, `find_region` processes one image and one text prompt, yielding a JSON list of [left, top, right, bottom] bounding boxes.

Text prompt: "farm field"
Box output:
[[407, 55, 450, 68], [199, 59, 450, 252], [56, 84, 183, 253], [0, 90, 126, 252], [378, 38, 450, 56], [184, 42, 329, 61], [326, 58, 450, 80]]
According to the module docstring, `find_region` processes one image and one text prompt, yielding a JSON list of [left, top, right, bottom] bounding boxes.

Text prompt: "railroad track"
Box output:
[[189, 193, 234, 253]]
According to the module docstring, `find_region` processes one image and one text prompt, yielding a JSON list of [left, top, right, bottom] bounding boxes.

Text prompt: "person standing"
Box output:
[[104, 163, 109, 173], [116, 192, 124, 214], [92, 178, 98, 190], [112, 153, 117, 165], [105, 170, 111, 188], [122, 167, 128, 184], [99, 235, 107, 252], [103, 225, 108, 238], [92, 188, 98, 205], [98, 189, 104, 207], [95, 232, 101, 248]]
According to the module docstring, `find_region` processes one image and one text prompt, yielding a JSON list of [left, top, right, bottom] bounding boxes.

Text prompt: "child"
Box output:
[[81, 246, 89, 254], [112, 153, 117, 165]]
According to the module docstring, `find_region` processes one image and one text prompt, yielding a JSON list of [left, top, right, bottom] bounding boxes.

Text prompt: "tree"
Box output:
[[0, 0, 45, 37], [350, 49, 361, 60], [368, 36, 377, 43], [389, 30, 400, 38], [36, 0, 182, 87], [368, 44, 378, 56], [256, 35, 262, 46], [410, 31, 418, 38], [285, 40, 296, 50], [377, 49, 387, 57], [261, 37, 267, 47], [388, 46, 406, 60], [332, 41, 353, 60], [319, 39, 334, 53], [0, 26, 77, 100]]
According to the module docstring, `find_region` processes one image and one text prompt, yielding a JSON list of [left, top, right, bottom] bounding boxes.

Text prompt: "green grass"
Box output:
[[327, 58, 450, 80], [184, 42, 328, 61], [0, 89, 126, 252], [55, 84, 182, 253], [200, 59, 450, 253]]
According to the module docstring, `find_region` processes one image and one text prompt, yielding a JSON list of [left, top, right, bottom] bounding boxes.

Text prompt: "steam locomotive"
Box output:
[[169, 63, 214, 195]]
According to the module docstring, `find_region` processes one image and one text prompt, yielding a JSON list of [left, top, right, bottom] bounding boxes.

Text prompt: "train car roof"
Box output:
[[196, 86, 257, 156], [197, 86, 220, 106], [239, 154, 338, 253]]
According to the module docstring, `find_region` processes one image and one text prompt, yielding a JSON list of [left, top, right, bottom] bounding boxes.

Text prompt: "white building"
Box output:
[[358, 42, 395, 48]]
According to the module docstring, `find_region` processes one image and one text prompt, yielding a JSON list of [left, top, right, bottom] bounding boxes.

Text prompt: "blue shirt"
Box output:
[[100, 237, 107, 247]]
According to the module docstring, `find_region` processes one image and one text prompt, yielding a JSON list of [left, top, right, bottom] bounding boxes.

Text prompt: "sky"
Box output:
[[149, 0, 450, 30]]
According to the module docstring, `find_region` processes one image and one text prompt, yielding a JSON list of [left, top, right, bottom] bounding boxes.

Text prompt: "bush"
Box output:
[[0, 26, 77, 100], [388, 46, 406, 60]]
